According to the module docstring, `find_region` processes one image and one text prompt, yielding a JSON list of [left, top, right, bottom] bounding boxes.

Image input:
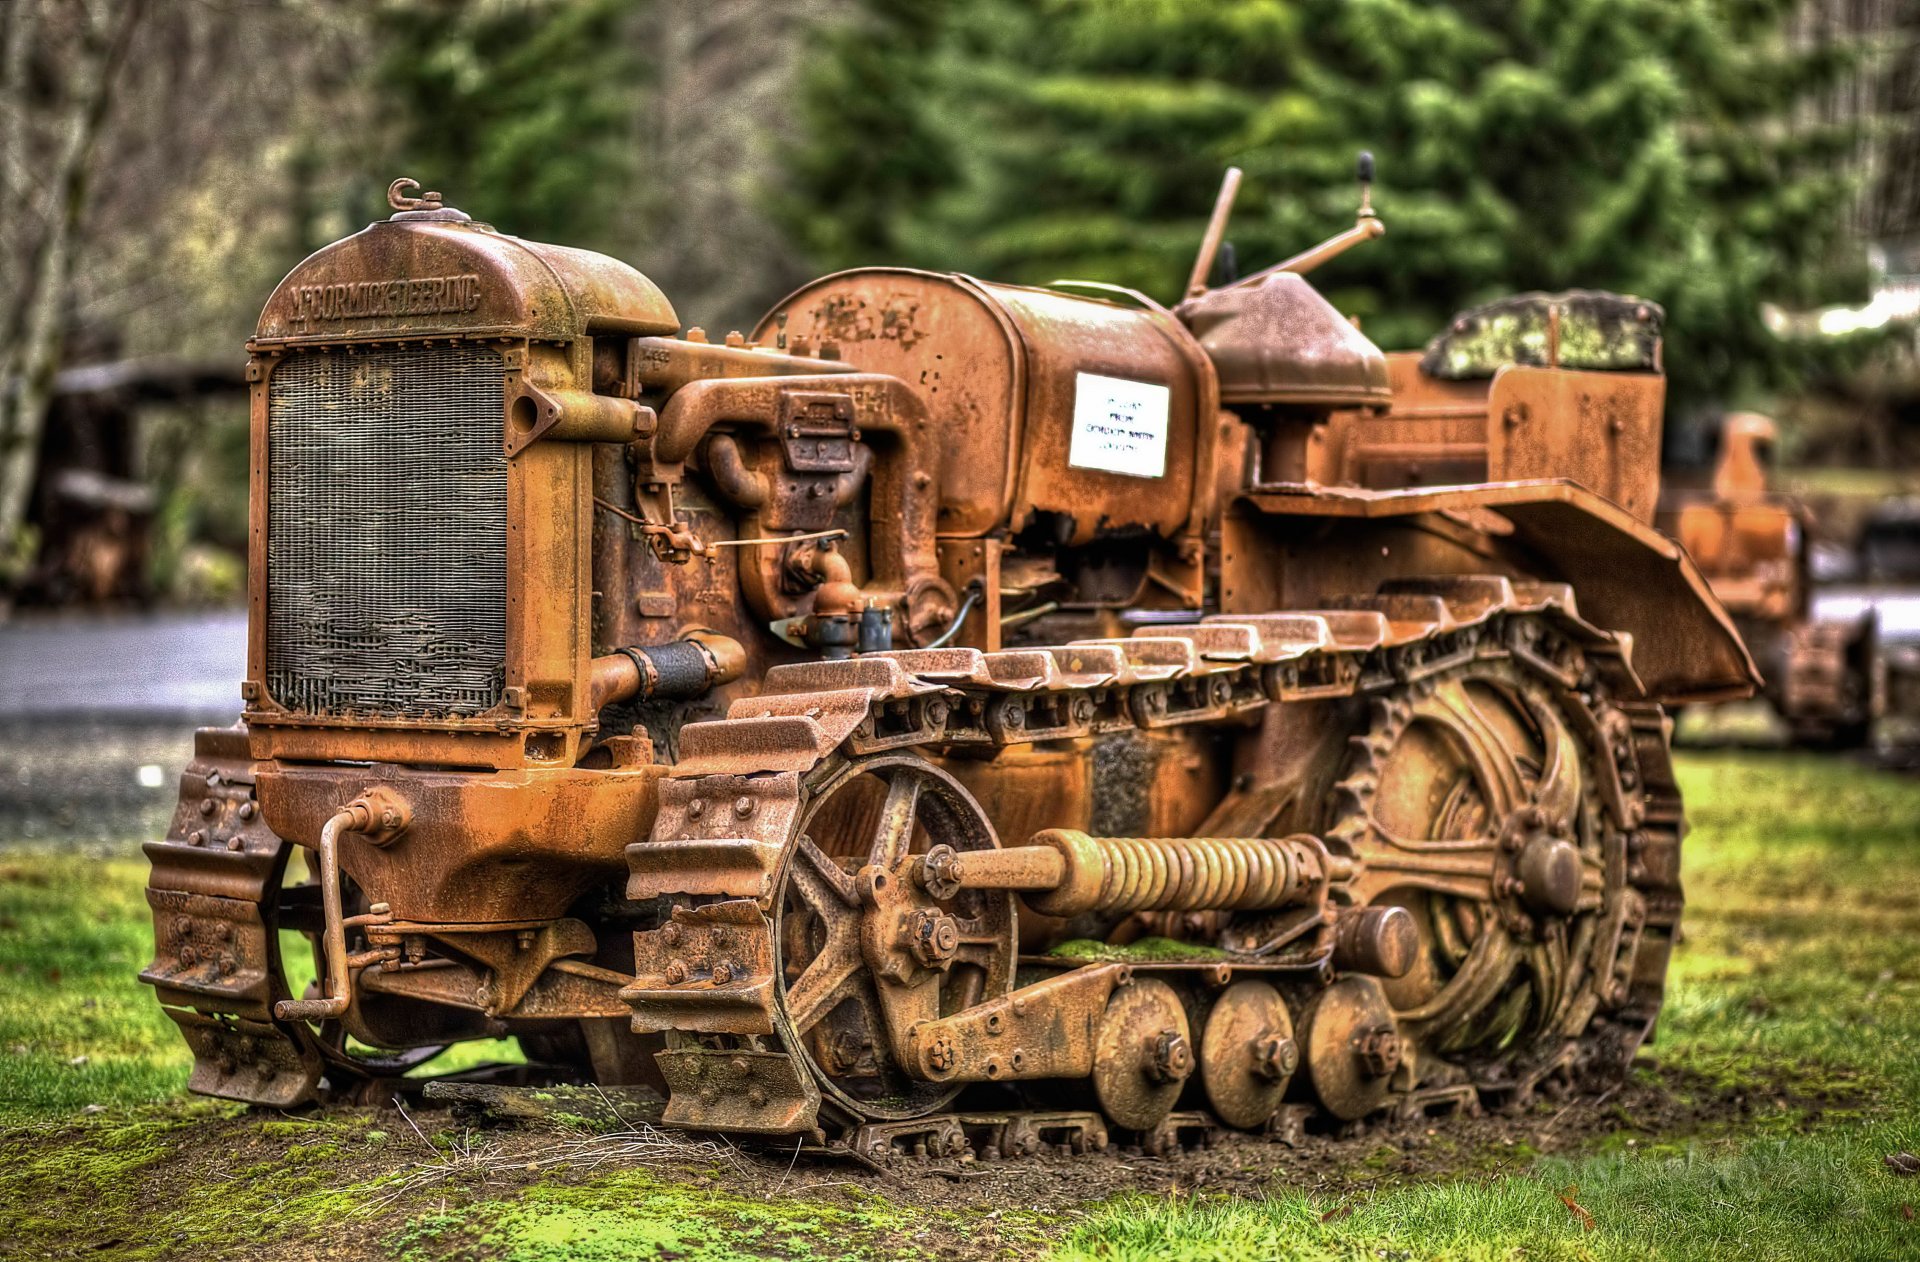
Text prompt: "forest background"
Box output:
[[2, 0, 1917, 608]]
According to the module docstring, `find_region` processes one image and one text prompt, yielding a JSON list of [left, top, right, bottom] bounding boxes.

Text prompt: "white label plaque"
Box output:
[[1067, 372, 1171, 479]]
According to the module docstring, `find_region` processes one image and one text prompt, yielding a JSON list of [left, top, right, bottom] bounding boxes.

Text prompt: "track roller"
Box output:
[[1302, 975, 1401, 1121], [1091, 979, 1193, 1131], [1199, 980, 1297, 1129]]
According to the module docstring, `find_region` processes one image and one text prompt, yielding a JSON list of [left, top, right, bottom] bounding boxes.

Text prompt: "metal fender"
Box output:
[[1239, 479, 1760, 704]]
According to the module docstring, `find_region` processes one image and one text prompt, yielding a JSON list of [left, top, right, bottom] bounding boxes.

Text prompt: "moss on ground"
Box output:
[[0, 1108, 402, 1260], [1054, 751, 1920, 1261], [385, 1167, 1031, 1262], [2, 751, 1918, 1260]]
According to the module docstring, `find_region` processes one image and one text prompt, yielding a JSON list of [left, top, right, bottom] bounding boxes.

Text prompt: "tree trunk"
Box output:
[[0, 0, 147, 580]]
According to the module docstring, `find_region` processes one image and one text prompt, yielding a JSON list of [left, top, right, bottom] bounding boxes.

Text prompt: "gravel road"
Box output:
[[0, 611, 243, 844]]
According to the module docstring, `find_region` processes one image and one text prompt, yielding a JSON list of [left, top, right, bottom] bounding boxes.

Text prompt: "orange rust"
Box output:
[[141, 172, 1756, 1145], [1664, 413, 1879, 744]]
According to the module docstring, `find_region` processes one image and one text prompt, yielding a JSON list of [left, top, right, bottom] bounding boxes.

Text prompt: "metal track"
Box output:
[[138, 574, 1677, 1154], [139, 726, 327, 1108], [629, 573, 1681, 1155]]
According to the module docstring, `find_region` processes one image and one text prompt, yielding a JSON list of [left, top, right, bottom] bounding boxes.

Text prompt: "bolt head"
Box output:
[[1252, 1033, 1299, 1080], [906, 910, 959, 967], [661, 922, 682, 946], [734, 796, 755, 818], [1357, 1027, 1402, 1078], [1148, 1030, 1193, 1083], [925, 1034, 955, 1073]]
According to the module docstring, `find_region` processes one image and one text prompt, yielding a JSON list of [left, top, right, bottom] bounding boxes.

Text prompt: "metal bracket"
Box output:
[[777, 391, 859, 473]]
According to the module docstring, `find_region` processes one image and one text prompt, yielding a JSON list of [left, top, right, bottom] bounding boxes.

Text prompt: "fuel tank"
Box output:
[[756, 269, 1213, 546]]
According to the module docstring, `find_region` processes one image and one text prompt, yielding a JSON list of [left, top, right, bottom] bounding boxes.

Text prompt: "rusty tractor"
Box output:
[[1663, 413, 1880, 747], [140, 163, 1754, 1159]]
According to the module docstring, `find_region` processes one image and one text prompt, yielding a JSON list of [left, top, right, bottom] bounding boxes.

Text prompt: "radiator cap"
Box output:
[[386, 177, 471, 223]]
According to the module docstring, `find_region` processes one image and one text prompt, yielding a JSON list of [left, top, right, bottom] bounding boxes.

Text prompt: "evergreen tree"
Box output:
[[784, 0, 1871, 412], [369, 0, 643, 253]]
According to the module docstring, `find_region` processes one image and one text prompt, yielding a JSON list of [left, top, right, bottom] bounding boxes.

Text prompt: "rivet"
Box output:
[[187, 830, 206, 846], [731, 1056, 750, 1075], [687, 799, 706, 819], [199, 799, 216, 816], [226, 836, 244, 852], [237, 802, 256, 820]]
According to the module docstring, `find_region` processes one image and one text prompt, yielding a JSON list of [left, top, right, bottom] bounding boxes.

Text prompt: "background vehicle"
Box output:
[[1663, 414, 1881, 747], [140, 167, 1753, 1156], [1812, 498, 1920, 733]]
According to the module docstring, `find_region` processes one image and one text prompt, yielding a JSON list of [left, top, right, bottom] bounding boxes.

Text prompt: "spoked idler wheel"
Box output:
[[1322, 632, 1647, 1100], [1199, 980, 1297, 1130], [1302, 975, 1400, 1122], [773, 754, 1016, 1122], [1091, 978, 1194, 1132]]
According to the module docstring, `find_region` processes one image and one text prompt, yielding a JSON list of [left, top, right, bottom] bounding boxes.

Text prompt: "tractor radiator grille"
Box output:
[[265, 344, 508, 718]]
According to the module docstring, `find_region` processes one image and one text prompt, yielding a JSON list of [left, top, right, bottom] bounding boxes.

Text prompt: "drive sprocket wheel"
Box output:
[[1320, 634, 1651, 1095], [772, 754, 1017, 1122]]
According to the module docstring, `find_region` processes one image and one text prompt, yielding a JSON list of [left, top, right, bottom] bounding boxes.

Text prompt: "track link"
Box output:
[[627, 573, 1682, 1153], [139, 726, 324, 1108]]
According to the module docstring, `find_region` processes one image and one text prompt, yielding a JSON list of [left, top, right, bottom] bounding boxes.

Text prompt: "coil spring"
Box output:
[[1025, 829, 1326, 917]]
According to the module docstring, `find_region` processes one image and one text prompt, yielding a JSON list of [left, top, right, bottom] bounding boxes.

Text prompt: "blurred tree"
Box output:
[[785, 0, 1873, 414], [370, 0, 842, 332], [0, 0, 149, 585], [371, 0, 642, 247]]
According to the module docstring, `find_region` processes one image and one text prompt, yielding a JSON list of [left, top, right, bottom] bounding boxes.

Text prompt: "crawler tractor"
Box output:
[[1663, 412, 1880, 747], [141, 165, 1755, 1157]]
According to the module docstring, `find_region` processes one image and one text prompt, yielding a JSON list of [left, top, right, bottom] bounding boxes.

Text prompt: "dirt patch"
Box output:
[[2, 1061, 1831, 1261], [751, 1061, 1807, 1217]]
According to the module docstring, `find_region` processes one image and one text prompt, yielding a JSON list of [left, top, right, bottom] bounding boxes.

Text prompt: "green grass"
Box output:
[[1055, 752, 1920, 1261], [0, 852, 189, 1117], [2, 752, 1917, 1259], [385, 1168, 1029, 1262]]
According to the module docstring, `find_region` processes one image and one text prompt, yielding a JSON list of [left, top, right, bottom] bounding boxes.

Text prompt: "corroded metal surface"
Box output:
[[1091, 978, 1192, 1131], [1199, 980, 1295, 1129], [139, 172, 1754, 1156]]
